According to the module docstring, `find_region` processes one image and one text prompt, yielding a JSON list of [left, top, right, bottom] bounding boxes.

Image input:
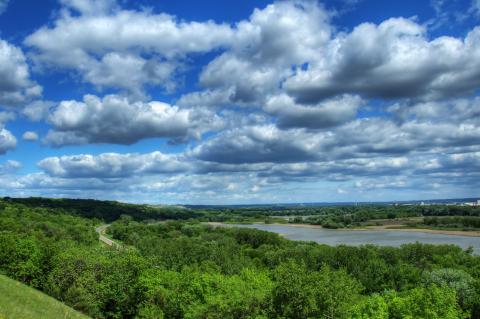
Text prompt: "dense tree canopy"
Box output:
[[1, 198, 480, 318]]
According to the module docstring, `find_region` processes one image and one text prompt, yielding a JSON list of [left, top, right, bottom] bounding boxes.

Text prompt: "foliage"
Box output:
[[272, 260, 362, 318], [424, 268, 477, 311], [1, 199, 480, 318], [351, 286, 465, 319], [385, 285, 464, 319]]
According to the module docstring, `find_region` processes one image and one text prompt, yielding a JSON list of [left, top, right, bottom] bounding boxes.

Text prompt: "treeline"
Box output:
[[2, 197, 200, 222], [423, 216, 480, 229], [284, 206, 480, 229], [3, 197, 480, 227], [199, 204, 480, 227]]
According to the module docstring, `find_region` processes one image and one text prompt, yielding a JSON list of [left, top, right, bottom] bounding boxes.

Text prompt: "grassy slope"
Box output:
[[0, 275, 89, 319]]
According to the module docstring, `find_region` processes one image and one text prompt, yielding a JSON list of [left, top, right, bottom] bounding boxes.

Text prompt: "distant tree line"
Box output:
[[423, 216, 480, 229], [4, 197, 480, 227], [2, 197, 201, 222]]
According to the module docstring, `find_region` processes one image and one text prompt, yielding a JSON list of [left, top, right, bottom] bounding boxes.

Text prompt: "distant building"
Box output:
[[465, 200, 480, 206]]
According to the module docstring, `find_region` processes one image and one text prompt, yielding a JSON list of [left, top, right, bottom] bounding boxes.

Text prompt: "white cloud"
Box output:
[[25, 3, 234, 97], [22, 100, 54, 121], [0, 160, 20, 173], [0, 111, 15, 124], [38, 151, 190, 178], [265, 94, 362, 129], [191, 124, 323, 164], [22, 131, 39, 141], [182, 2, 480, 119], [0, 39, 41, 107], [44, 94, 222, 146], [285, 19, 480, 102], [189, 10, 480, 107], [0, 127, 16, 154], [196, 1, 331, 106], [82, 52, 179, 96], [191, 97, 480, 166]]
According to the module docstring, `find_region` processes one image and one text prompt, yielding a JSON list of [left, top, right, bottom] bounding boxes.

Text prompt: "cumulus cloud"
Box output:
[[25, 148, 479, 203], [38, 151, 190, 178], [388, 97, 480, 124], [0, 159, 20, 174], [177, 89, 235, 109], [22, 131, 39, 141], [196, 0, 331, 106], [182, 6, 480, 110], [22, 100, 55, 121], [25, 2, 233, 97], [44, 94, 222, 146], [0, 39, 41, 107], [191, 99, 480, 166], [415, 152, 480, 177], [0, 112, 16, 154], [0, 128, 16, 154], [285, 18, 480, 102], [0, 111, 15, 124], [4, 170, 277, 204], [265, 94, 362, 129], [257, 157, 410, 182], [191, 125, 323, 164]]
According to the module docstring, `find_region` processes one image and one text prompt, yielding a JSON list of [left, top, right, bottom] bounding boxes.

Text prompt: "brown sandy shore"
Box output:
[[206, 222, 480, 237]]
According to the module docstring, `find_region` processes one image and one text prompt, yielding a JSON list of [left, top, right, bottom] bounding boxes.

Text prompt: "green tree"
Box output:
[[138, 266, 273, 319], [350, 294, 388, 319], [0, 233, 43, 287], [272, 260, 362, 319], [423, 268, 477, 311], [386, 285, 464, 319]]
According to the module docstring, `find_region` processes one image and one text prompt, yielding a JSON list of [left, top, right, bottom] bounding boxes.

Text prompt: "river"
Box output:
[[217, 223, 480, 254]]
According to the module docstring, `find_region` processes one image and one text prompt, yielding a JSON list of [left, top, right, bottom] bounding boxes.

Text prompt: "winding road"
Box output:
[[95, 224, 121, 248]]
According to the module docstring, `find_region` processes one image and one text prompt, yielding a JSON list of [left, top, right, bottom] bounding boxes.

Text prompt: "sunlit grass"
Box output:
[[0, 275, 89, 319]]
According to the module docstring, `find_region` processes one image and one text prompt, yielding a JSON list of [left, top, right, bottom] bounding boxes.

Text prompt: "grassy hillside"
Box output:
[[0, 274, 89, 319]]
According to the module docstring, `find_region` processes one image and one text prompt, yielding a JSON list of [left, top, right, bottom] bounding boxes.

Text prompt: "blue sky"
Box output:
[[0, 0, 479, 204]]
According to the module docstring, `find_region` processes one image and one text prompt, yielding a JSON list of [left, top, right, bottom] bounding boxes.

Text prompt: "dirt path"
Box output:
[[95, 224, 121, 248]]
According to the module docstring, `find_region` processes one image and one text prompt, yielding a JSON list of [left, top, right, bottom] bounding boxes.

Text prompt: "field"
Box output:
[[0, 274, 89, 319]]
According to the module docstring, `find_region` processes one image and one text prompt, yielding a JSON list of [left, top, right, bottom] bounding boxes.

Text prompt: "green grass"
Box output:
[[0, 274, 89, 319]]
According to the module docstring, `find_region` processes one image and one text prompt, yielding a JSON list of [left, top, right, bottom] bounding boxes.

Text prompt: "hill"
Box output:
[[2, 197, 199, 222], [0, 274, 89, 319]]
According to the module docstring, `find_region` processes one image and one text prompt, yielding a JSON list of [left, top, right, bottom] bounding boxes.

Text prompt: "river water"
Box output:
[[219, 223, 480, 254]]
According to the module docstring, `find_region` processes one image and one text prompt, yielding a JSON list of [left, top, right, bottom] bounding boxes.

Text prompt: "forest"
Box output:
[[1, 197, 480, 318]]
